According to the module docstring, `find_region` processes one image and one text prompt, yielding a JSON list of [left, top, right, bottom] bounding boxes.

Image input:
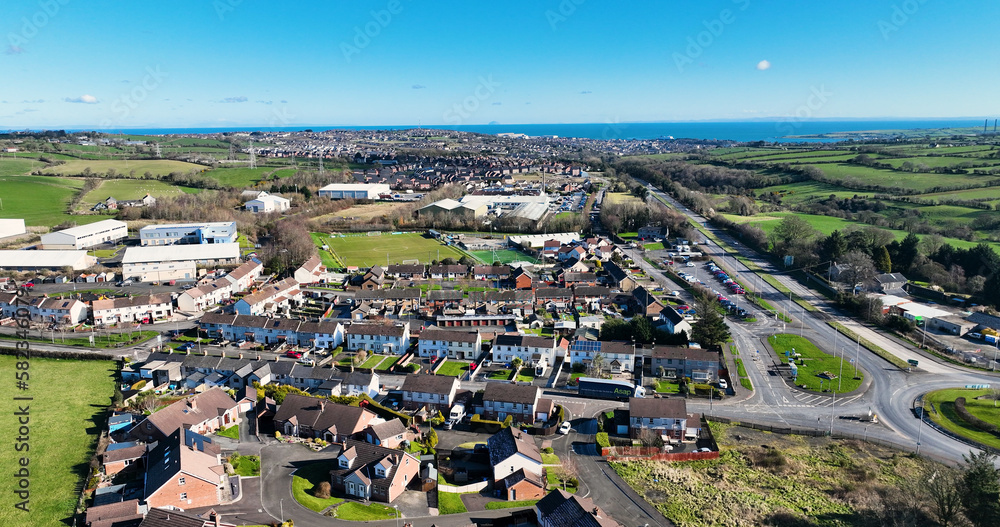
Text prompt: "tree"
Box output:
[[874, 245, 892, 273], [426, 428, 439, 448], [837, 250, 878, 291], [511, 357, 523, 370], [962, 451, 1000, 527], [769, 215, 818, 251], [819, 230, 848, 263], [925, 468, 966, 527], [315, 481, 331, 499], [588, 352, 605, 377], [896, 233, 920, 272], [691, 302, 730, 347]]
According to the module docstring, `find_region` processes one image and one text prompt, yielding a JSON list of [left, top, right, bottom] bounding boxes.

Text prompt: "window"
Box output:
[[179, 492, 187, 500]]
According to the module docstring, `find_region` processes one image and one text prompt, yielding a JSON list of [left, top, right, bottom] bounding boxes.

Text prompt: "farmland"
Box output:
[[41, 159, 206, 177], [469, 249, 539, 265], [0, 356, 116, 527], [311, 231, 467, 267], [0, 175, 109, 227], [201, 166, 297, 188], [76, 178, 198, 210], [0, 158, 40, 177]]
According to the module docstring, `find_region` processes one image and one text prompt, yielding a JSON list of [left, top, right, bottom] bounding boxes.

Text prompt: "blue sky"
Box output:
[[1, 0, 998, 128]]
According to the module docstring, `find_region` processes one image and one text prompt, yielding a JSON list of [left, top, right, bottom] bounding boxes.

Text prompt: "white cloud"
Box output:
[[756, 60, 771, 71], [64, 95, 99, 104]]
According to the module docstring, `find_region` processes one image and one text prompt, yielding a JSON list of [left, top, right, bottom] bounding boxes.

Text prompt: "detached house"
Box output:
[[628, 397, 700, 442], [481, 382, 553, 423], [273, 394, 377, 441], [294, 256, 326, 285], [488, 428, 545, 501], [329, 440, 419, 503], [417, 328, 481, 360], [400, 374, 459, 411], [144, 429, 226, 510]]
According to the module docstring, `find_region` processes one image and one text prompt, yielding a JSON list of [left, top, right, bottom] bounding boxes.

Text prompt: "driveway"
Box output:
[[187, 476, 272, 526]]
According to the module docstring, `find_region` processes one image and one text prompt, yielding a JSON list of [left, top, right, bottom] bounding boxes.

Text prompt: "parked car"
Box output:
[[285, 350, 302, 359], [558, 421, 572, 435], [696, 447, 713, 453], [718, 379, 728, 390]]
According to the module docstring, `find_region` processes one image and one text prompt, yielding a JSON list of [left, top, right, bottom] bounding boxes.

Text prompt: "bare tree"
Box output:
[[837, 250, 878, 292], [925, 468, 966, 527], [552, 454, 578, 491]]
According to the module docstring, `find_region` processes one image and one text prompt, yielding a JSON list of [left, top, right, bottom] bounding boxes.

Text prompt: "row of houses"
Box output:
[[0, 291, 173, 326], [198, 314, 410, 353]]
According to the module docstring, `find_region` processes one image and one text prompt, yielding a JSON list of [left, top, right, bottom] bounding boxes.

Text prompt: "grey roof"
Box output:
[[487, 427, 542, 466], [651, 347, 719, 363], [138, 508, 209, 527], [495, 334, 554, 349], [573, 286, 610, 297], [875, 273, 908, 284], [401, 373, 459, 395], [968, 312, 1000, 330], [144, 429, 220, 503], [366, 418, 407, 441], [345, 371, 376, 387], [346, 323, 406, 337], [273, 394, 375, 436], [603, 261, 629, 284], [483, 382, 539, 405], [427, 289, 463, 301], [535, 489, 623, 527], [355, 288, 421, 301], [419, 327, 480, 343], [629, 397, 687, 419], [536, 287, 573, 299]]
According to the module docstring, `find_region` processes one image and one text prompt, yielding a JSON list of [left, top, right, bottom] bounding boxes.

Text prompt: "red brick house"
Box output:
[[144, 429, 226, 510], [130, 387, 239, 442], [330, 440, 419, 503]]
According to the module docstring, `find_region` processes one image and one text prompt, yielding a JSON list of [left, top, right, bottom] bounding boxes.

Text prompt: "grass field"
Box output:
[[437, 491, 468, 514], [313, 232, 466, 267], [318, 202, 400, 221], [924, 388, 1000, 450], [42, 159, 205, 177], [292, 461, 344, 512], [77, 178, 197, 209], [0, 330, 159, 349], [0, 158, 39, 177], [436, 360, 471, 377], [0, 175, 117, 227], [605, 192, 643, 206], [201, 166, 296, 188], [334, 501, 400, 521], [469, 249, 539, 265], [0, 356, 116, 527], [769, 334, 862, 393]]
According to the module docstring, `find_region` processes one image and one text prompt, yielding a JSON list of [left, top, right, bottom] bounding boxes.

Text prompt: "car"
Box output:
[[443, 419, 456, 430], [558, 421, 572, 435], [285, 350, 302, 359], [298, 358, 315, 366], [695, 447, 713, 453], [181, 284, 195, 290], [718, 379, 728, 389], [482, 359, 492, 367], [686, 262, 695, 267]]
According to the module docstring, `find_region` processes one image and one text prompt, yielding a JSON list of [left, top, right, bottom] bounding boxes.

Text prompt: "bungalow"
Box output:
[[273, 394, 377, 441], [144, 429, 226, 510], [362, 418, 409, 449], [417, 327, 481, 360], [345, 322, 410, 354], [400, 374, 459, 411], [330, 440, 419, 503], [473, 265, 511, 281], [535, 489, 624, 527], [488, 428, 544, 499], [234, 278, 302, 316], [386, 264, 426, 279], [130, 387, 240, 442], [91, 294, 173, 326], [354, 288, 422, 311], [562, 272, 597, 287], [428, 264, 469, 280], [481, 382, 552, 423], [569, 339, 635, 374], [650, 347, 720, 383], [628, 397, 700, 442]]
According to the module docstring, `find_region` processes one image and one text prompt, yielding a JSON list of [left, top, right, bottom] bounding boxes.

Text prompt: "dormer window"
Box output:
[[340, 457, 349, 468]]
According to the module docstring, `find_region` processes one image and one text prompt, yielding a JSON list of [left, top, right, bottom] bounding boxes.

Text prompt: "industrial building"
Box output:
[[244, 192, 291, 213], [416, 198, 487, 220], [0, 250, 97, 271], [122, 243, 241, 282], [317, 183, 391, 200], [40, 219, 128, 250], [0, 219, 26, 239], [139, 221, 237, 246]]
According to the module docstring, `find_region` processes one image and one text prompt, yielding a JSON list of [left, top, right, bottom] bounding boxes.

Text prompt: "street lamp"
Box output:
[[279, 499, 283, 522], [394, 504, 400, 527]]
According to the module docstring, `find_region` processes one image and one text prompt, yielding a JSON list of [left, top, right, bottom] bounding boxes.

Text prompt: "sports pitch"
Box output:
[[313, 232, 466, 267]]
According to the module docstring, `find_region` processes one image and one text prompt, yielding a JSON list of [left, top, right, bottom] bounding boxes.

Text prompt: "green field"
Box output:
[[437, 491, 468, 514], [0, 175, 113, 227], [42, 159, 206, 177], [0, 158, 40, 177], [769, 334, 862, 393], [469, 249, 539, 265], [605, 192, 643, 206], [313, 232, 466, 267], [0, 356, 116, 527], [77, 178, 197, 209], [924, 388, 1000, 450], [292, 461, 344, 512], [201, 166, 297, 188]]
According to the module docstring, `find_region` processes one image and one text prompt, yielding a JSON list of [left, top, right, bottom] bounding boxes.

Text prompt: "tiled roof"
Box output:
[[535, 489, 623, 527], [483, 382, 539, 405], [629, 397, 687, 419], [345, 323, 406, 337], [487, 427, 542, 466], [418, 327, 480, 343], [651, 347, 719, 363], [273, 394, 375, 436], [135, 387, 237, 438], [401, 373, 459, 395]]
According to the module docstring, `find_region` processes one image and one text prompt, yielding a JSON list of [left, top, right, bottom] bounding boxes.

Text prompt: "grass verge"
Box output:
[[828, 321, 909, 369], [485, 499, 540, 510], [770, 334, 862, 393], [292, 462, 344, 513], [437, 491, 468, 515], [923, 388, 1000, 450]]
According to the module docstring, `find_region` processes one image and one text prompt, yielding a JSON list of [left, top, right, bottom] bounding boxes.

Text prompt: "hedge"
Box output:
[[954, 397, 1000, 436], [596, 432, 610, 448]]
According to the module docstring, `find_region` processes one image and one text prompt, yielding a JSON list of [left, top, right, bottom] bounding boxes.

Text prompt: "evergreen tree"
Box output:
[[897, 232, 920, 272], [874, 245, 892, 273], [691, 302, 730, 346], [962, 451, 1000, 527]]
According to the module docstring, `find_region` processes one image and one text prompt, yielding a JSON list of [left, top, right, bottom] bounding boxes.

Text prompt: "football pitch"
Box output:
[[313, 232, 467, 267]]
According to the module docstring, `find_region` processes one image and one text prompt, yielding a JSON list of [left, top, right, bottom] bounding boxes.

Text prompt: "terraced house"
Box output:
[[481, 382, 553, 423], [345, 322, 410, 354], [0, 293, 88, 324], [493, 334, 559, 368], [400, 373, 460, 411], [650, 347, 720, 383], [329, 440, 419, 503], [91, 293, 173, 325], [417, 327, 481, 359]]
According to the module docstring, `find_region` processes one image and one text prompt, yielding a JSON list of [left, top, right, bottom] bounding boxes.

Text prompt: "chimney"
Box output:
[[319, 400, 326, 412], [238, 353, 243, 359], [210, 510, 221, 527], [188, 397, 197, 411], [592, 507, 601, 517]]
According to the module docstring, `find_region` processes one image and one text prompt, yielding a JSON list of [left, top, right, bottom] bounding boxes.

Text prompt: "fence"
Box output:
[[437, 480, 489, 494], [605, 449, 719, 462]]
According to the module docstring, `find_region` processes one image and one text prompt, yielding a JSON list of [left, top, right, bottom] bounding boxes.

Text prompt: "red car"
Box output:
[[285, 350, 302, 359]]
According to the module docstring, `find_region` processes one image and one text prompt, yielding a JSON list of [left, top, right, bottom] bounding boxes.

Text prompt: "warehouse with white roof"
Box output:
[[317, 183, 391, 200], [0, 250, 96, 271], [122, 243, 241, 282], [40, 219, 127, 250]]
